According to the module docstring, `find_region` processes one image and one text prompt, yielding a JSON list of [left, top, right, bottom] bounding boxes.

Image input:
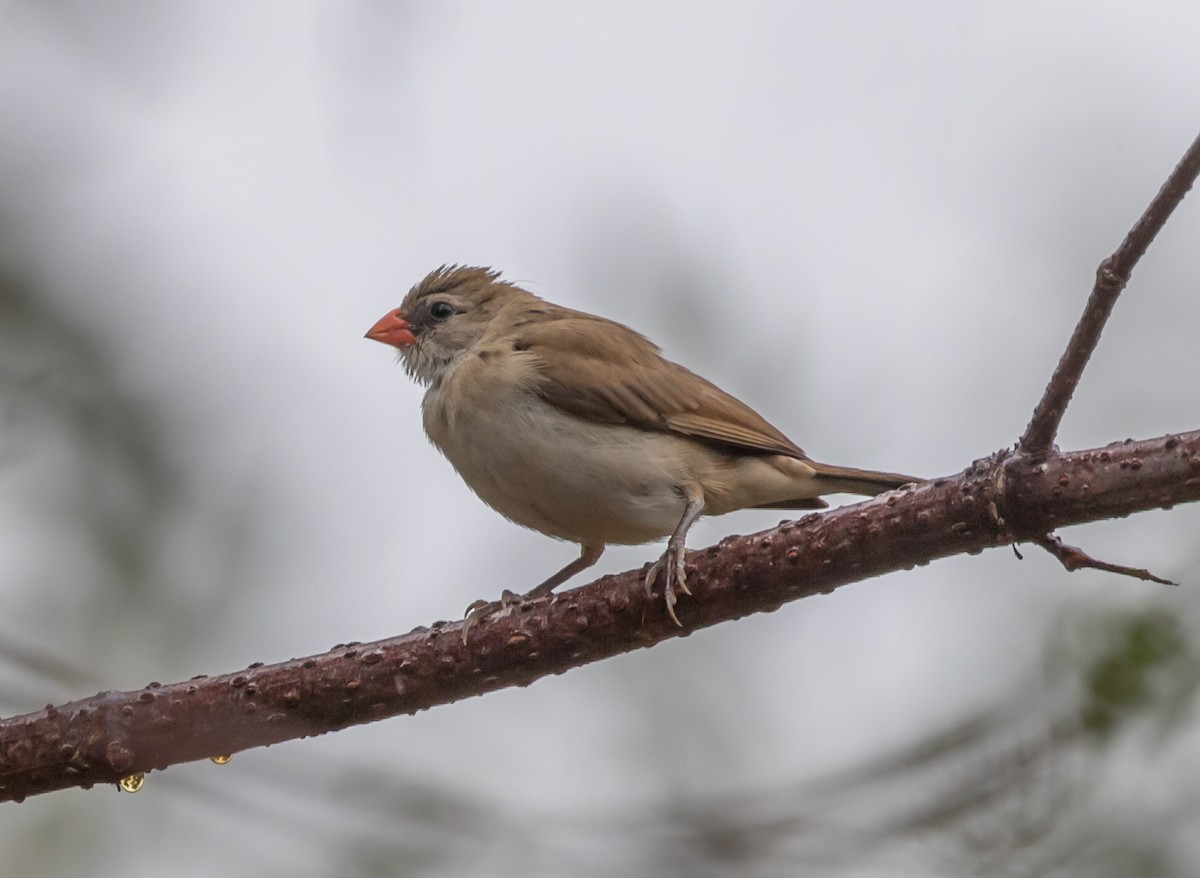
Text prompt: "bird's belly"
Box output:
[[424, 389, 688, 545]]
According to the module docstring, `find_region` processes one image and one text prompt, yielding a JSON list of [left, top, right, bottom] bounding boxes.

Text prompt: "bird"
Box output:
[[366, 265, 917, 635]]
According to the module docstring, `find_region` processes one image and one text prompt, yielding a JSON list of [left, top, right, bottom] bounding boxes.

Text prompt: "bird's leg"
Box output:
[[644, 487, 705, 626], [522, 543, 606, 600], [462, 544, 604, 643]]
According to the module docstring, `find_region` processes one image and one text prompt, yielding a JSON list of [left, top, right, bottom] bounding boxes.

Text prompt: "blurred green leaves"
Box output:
[[1074, 608, 1198, 742]]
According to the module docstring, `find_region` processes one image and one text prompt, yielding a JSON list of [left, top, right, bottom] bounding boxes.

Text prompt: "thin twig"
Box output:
[[1031, 534, 1175, 585], [1020, 131, 1200, 459]]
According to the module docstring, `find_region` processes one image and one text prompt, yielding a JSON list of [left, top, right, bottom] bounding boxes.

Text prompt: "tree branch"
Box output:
[[5, 129, 1199, 805], [1020, 130, 1200, 458], [3, 429, 1198, 802]]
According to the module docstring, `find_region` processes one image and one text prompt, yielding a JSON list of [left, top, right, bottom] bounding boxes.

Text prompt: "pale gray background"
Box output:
[[2, 2, 1199, 876]]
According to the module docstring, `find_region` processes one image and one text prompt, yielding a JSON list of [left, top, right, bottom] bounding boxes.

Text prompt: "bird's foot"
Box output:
[[461, 589, 523, 643], [644, 541, 689, 627]]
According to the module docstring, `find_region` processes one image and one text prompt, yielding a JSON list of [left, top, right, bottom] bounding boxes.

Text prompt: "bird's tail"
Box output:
[[806, 461, 919, 497], [746, 459, 920, 512]]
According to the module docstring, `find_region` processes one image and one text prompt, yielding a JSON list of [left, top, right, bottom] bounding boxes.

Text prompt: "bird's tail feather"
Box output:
[[747, 461, 918, 511], [806, 461, 919, 497]]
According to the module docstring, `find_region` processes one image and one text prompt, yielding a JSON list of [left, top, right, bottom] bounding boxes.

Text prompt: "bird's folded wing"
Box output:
[[515, 311, 807, 459]]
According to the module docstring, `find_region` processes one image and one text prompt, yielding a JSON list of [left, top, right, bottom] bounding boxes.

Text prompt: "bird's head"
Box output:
[[366, 265, 520, 386]]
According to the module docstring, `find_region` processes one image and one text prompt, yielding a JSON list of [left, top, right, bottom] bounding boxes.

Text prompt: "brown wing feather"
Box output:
[[514, 307, 807, 459]]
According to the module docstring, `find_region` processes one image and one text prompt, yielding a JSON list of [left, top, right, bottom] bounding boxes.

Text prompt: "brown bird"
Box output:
[[367, 265, 916, 633]]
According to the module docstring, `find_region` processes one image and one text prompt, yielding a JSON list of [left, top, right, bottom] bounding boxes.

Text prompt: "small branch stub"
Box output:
[[1032, 534, 1176, 585]]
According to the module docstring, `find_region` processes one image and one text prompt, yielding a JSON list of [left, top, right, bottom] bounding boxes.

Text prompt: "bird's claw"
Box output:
[[461, 599, 498, 643], [460, 590, 523, 643], [644, 541, 689, 627]]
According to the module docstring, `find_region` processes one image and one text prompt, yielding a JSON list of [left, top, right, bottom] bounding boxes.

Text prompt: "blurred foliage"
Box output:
[[1076, 609, 1198, 742], [0, 264, 265, 706], [0, 267, 181, 695], [0, 269, 175, 589]]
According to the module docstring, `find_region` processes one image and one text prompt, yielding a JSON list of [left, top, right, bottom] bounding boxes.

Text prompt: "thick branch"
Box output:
[[1020, 130, 1200, 458], [3, 430, 1198, 802]]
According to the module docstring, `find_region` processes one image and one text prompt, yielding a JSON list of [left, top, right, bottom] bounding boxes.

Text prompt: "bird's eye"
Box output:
[[429, 301, 455, 320]]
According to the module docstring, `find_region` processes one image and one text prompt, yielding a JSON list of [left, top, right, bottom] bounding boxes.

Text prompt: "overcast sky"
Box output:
[[2, 3, 1200, 875]]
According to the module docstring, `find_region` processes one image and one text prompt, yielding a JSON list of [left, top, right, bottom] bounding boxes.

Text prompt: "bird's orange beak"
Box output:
[[365, 310, 417, 348]]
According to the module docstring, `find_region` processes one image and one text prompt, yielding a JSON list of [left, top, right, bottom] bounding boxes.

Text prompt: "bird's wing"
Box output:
[[514, 309, 807, 459]]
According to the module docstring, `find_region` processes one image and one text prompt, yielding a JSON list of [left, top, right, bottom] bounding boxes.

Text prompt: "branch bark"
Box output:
[[2, 429, 1199, 802]]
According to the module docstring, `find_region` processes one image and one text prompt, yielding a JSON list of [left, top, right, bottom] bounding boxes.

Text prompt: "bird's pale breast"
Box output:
[[421, 349, 697, 545]]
